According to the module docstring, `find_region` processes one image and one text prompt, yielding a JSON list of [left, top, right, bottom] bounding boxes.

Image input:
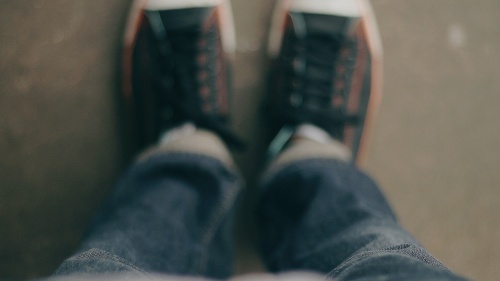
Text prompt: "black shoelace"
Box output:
[[148, 11, 245, 150], [276, 15, 360, 139]]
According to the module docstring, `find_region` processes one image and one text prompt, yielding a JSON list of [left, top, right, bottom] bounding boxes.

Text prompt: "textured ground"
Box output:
[[1, 0, 499, 280]]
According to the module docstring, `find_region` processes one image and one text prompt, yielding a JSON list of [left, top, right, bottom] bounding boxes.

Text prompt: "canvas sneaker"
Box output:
[[266, 0, 383, 164], [123, 0, 243, 151]]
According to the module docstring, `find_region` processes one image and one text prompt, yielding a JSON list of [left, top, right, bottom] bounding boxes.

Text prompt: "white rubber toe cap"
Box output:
[[146, 0, 222, 10], [290, 0, 361, 17]]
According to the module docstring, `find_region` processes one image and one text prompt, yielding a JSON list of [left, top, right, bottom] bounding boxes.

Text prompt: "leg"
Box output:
[[56, 0, 243, 278], [55, 131, 242, 279], [259, 141, 466, 280], [261, 0, 467, 279]]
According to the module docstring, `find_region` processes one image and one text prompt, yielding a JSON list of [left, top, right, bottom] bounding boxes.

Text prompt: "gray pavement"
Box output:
[[1, 0, 499, 280]]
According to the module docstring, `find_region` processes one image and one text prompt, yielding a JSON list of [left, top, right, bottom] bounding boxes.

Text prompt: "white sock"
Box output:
[[159, 122, 197, 147], [293, 123, 335, 144], [270, 123, 353, 166]]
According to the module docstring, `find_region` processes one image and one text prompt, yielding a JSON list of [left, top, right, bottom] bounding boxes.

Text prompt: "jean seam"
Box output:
[[327, 244, 450, 279], [60, 248, 157, 280], [198, 178, 242, 273]]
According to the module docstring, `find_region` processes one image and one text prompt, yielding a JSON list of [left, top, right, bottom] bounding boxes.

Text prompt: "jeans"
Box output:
[[52, 151, 467, 280]]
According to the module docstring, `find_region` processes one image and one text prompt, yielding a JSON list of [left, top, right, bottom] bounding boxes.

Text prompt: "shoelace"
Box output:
[[275, 14, 360, 139], [148, 11, 245, 150]]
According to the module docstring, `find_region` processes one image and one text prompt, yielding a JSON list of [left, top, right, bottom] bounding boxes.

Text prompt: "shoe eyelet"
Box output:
[[161, 107, 173, 120], [290, 93, 303, 107]]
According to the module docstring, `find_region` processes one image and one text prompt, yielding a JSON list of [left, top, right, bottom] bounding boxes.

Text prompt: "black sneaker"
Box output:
[[266, 0, 383, 164], [123, 0, 243, 151]]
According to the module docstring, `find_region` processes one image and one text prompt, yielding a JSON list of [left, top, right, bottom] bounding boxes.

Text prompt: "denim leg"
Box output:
[[258, 159, 467, 280], [54, 152, 242, 279]]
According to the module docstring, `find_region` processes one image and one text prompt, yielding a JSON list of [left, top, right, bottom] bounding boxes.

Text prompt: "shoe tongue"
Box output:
[[154, 8, 215, 30], [302, 13, 360, 37]]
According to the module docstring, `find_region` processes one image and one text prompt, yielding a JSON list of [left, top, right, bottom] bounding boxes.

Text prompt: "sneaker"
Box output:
[[123, 0, 243, 151], [266, 0, 383, 164]]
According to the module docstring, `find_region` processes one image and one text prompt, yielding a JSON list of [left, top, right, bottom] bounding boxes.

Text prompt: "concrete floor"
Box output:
[[1, 0, 499, 280]]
